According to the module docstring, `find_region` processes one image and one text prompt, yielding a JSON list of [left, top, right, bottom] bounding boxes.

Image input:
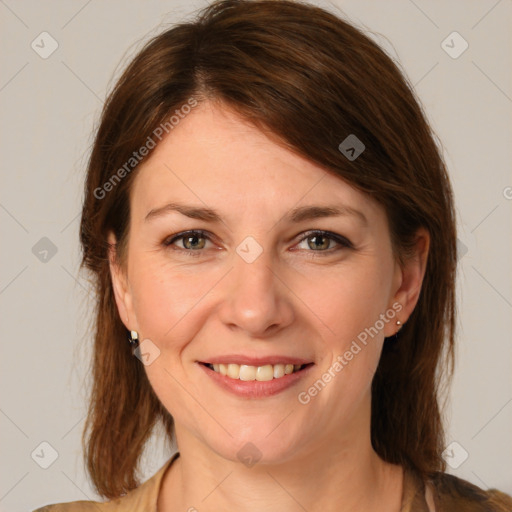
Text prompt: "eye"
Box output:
[[295, 230, 352, 254], [163, 230, 214, 254], [162, 229, 353, 257]]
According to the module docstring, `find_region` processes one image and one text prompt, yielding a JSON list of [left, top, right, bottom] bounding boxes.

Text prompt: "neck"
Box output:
[[158, 402, 403, 511]]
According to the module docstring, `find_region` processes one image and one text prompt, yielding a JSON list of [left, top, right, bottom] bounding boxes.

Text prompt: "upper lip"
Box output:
[[199, 355, 314, 366]]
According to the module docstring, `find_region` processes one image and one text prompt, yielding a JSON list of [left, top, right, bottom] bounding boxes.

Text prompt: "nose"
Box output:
[[216, 245, 295, 337]]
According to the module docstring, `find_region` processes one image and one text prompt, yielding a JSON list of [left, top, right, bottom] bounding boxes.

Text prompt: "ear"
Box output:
[[107, 231, 136, 331], [384, 227, 430, 337]]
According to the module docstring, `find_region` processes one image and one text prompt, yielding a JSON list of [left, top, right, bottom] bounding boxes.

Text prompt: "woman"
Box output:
[[34, 0, 512, 510]]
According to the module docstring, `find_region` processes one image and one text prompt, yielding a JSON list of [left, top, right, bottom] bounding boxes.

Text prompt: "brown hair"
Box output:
[[79, 0, 457, 499]]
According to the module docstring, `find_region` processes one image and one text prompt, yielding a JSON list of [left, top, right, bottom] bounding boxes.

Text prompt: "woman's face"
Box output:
[[109, 100, 427, 464]]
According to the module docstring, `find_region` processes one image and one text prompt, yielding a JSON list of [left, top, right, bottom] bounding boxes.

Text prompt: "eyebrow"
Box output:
[[144, 202, 368, 226]]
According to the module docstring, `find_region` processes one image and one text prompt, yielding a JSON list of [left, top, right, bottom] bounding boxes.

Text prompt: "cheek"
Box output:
[[306, 260, 392, 345], [128, 255, 220, 341], [311, 267, 392, 400], [127, 258, 212, 410], [304, 260, 393, 402]]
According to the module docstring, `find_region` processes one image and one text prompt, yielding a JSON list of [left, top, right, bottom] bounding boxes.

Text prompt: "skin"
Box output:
[[109, 100, 429, 512]]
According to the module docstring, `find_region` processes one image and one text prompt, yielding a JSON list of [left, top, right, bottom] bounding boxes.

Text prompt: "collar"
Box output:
[[106, 454, 430, 511], [105, 451, 180, 510]]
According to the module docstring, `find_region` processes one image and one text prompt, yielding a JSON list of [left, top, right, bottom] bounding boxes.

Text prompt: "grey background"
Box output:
[[0, 0, 511, 510]]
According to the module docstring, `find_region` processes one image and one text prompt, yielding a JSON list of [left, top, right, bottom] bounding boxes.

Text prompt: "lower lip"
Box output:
[[197, 363, 314, 398]]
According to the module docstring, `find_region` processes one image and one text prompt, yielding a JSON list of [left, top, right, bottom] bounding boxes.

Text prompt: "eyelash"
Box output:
[[162, 229, 353, 257]]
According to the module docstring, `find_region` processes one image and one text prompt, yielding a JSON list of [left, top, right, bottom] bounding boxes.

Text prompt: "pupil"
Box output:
[[186, 235, 203, 249], [310, 235, 328, 250]]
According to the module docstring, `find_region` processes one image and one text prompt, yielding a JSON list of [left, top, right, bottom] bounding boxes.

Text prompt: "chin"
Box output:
[[206, 426, 304, 467]]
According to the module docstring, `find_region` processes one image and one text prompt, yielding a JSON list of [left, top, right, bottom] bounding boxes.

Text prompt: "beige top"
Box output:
[[33, 452, 512, 512]]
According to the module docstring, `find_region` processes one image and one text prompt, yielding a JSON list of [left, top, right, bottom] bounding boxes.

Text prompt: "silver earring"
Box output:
[[396, 320, 403, 335], [128, 330, 139, 348]]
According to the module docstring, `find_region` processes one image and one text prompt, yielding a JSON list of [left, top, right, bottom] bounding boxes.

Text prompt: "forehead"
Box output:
[[130, 101, 384, 225]]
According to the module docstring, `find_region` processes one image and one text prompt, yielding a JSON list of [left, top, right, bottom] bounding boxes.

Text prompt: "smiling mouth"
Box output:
[[200, 362, 314, 381]]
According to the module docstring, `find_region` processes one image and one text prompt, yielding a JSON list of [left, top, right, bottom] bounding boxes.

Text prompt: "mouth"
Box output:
[[199, 362, 313, 381], [197, 359, 315, 398]]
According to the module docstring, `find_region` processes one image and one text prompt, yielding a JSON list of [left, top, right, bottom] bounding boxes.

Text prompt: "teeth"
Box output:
[[208, 362, 305, 380]]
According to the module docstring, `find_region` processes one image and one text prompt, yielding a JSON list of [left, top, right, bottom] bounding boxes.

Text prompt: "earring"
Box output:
[[128, 330, 139, 348], [385, 319, 403, 346]]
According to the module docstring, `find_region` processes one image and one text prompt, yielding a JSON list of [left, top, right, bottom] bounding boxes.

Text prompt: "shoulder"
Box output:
[[32, 492, 146, 512], [32, 502, 111, 512], [31, 489, 142, 512], [428, 471, 512, 512], [32, 454, 180, 512]]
